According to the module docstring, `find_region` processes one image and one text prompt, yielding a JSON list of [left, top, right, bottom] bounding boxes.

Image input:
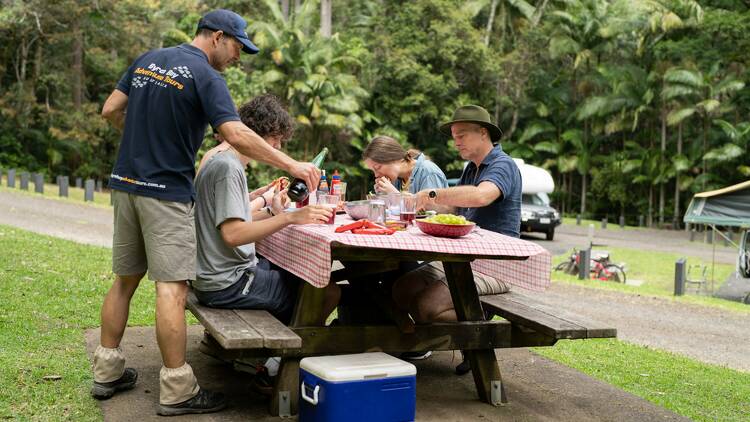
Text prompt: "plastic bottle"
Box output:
[[317, 170, 329, 194]]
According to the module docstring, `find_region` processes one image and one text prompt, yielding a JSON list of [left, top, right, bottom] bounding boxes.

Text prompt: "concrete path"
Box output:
[[0, 190, 113, 248], [85, 326, 687, 422]]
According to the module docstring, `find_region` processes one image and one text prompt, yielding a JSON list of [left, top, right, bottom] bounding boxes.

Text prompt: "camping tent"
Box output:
[[684, 180, 750, 227], [684, 180, 750, 303]]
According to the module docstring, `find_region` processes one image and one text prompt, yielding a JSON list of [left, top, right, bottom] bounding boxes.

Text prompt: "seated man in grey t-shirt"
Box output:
[[193, 94, 340, 325]]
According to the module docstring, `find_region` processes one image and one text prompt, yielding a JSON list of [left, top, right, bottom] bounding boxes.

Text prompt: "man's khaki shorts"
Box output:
[[112, 190, 196, 282], [407, 261, 510, 295]]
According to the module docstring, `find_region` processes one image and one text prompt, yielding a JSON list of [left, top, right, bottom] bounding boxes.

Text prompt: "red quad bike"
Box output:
[[554, 248, 627, 283]]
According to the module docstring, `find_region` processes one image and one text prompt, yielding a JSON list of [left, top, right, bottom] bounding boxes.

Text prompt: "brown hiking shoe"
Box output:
[[157, 388, 226, 416], [91, 368, 138, 400]]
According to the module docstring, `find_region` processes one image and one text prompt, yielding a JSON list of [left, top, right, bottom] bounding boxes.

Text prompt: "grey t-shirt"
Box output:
[[194, 151, 258, 291]]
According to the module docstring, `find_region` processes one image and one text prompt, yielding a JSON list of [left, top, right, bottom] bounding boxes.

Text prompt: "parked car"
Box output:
[[521, 192, 560, 240]]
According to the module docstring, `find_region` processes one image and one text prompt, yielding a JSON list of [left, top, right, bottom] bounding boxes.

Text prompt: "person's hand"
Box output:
[[249, 181, 275, 201], [289, 162, 321, 193], [271, 189, 290, 215], [261, 186, 277, 208], [415, 190, 430, 211], [374, 176, 398, 194], [287, 205, 333, 225]]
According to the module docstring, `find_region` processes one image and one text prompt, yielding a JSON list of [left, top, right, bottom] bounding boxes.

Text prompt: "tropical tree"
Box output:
[[663, 64, 745, 188]]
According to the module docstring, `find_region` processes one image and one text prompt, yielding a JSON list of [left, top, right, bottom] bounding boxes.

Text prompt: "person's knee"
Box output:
[[413, 285, 453, 323], [156, 281, 188, 307]]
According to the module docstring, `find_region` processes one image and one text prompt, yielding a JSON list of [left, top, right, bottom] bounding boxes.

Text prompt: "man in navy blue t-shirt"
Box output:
[[394, 105, 521, 367], [92, 10, 321, 416]]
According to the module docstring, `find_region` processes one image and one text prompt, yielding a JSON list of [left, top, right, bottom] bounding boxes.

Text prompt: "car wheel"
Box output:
[[545, 228, 555, 241]]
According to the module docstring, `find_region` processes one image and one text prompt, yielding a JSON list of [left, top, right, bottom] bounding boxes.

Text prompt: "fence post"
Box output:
[[601, 217, 607, 229], [75, 177, 82, 189], [619, 215, 625, 228], [689, 228, 696, 242], [705, 228, 713, 244], [84, 179, 95, 202], [58, 176, 69, 197], [95, 179, 102, 192], [7, 169, 16, 188], [638, 215, 644, 227], [578, 248, 591, 280], [0, 168, 3, 185], [33, 173, 44, 193], [20, 172, 29, 190], [576, 214, 581, 226], [674, 258, 686, 296]]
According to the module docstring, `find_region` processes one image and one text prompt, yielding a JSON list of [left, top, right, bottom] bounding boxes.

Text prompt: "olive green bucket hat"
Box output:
[[439, 105, 503, 142]]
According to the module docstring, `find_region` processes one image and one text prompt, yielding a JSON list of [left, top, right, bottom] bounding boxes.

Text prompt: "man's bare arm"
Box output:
[[217, 120, 320, 191], [417, 181, 502, 211], [101, 90, 128, 131]]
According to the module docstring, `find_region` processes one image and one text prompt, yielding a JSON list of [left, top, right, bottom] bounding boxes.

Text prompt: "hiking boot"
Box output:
[[400, 351, 433, 361], [157, 388, 227, 416], [91, 368, 138, 400], [248, 367, 274, 398], [455, 351, 471, 375]]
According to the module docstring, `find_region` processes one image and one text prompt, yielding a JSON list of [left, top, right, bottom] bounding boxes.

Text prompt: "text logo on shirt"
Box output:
[[132, 63, 193, 91]]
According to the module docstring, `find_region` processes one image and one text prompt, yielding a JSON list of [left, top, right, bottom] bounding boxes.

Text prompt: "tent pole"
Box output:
[[710, 224, 738, 248]]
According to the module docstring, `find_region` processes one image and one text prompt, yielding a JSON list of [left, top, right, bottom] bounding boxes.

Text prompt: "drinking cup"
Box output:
[[400, 193, 417, 224], [318, 194, 339, 224], [367, 200, 387, 224]]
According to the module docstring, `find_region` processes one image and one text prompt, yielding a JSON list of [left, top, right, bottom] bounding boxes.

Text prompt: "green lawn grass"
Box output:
[[0, 225, 152, 420], [551, 246, 750, 314], [1, 225, 748, 420], [534, 339, 750, 422], [0, 183, 112, 207]]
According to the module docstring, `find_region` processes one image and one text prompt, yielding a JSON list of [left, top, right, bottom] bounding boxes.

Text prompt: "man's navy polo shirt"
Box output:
[[456, 145, 522, 237], [109, 44, 240, 203]]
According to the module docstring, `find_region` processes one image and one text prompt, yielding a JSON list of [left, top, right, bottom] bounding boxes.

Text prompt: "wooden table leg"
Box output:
[[443, 262, 507, 405], [270, 282, 327, 416]]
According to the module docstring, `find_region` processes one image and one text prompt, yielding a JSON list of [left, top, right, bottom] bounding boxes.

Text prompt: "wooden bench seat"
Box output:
[[186, 291, 301, 350], [481, 291, 616, 342]]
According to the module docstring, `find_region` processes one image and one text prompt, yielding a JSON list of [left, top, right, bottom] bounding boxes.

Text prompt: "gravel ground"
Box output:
[[2, 189, 748, 373]]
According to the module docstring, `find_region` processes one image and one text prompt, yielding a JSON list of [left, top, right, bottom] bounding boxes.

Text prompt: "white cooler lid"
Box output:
[[300, 352, 416, 382]]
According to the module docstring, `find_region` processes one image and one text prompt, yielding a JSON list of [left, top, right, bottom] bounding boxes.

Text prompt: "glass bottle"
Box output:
[[287, 148, 328, 203]]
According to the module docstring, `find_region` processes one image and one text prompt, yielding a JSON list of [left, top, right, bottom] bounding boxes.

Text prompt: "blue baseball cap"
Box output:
[[197, 9, 259, 54]]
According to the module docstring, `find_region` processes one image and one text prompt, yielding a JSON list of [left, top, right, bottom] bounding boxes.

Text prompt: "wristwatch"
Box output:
[[428, 189, 438, 201]]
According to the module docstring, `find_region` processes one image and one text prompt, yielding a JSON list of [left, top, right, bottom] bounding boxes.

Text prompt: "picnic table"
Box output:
[[188, 216, 615, 416]]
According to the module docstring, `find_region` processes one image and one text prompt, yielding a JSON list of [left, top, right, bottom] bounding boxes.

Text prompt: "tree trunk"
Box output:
[[674, 123, 683, 227], [33, 37, 43, 84], [659, 110, 666, 226], [498, 0, 507, 53], [648, 185, 654, 228], [72, 20, 84, 110], [580, 173, 587, 216], [320, 0, 332, 37], [702, 116, 708, 188], [484, 0, 499, 47], [531, 0, 550, 27], [280, 0, 290, 21]]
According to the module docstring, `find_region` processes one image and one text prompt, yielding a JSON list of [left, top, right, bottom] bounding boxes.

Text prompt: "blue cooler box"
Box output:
[[299, 352, 416, 422]]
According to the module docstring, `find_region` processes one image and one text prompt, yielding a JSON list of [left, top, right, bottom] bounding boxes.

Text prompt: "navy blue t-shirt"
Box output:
[[109, 44, 240, 202], [457, 145, 522, 237]]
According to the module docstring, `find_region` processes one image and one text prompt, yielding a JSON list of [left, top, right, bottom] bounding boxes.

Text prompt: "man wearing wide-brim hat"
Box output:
[[396, 105, 522, 370], [414, 104, 521, 236]]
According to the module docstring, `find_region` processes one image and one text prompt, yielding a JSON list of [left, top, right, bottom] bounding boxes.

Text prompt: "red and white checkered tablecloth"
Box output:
[[256, 217, 551, 291]]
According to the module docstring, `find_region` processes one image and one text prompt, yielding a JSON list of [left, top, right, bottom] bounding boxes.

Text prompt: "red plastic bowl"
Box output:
[[415, 219, 475, 238]]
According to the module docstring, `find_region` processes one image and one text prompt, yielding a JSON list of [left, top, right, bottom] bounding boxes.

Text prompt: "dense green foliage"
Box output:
[[1, 0, 748, 222]]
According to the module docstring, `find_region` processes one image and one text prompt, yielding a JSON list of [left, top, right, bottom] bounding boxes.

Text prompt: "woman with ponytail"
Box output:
[[362, 135, 448, 194]]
